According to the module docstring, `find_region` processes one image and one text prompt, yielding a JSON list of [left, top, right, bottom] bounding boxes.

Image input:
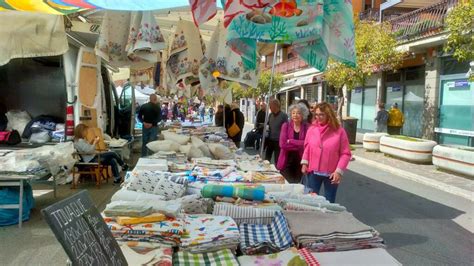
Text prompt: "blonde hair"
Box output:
[[315, 102, 340, 129], [74, 124, 89, 140]]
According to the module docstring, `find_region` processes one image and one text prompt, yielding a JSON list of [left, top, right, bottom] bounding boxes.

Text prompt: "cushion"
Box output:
[[162, 130, 190, 145]]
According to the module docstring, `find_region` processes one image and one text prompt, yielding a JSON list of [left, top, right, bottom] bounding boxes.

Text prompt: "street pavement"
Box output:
[[339, 161, 474, 265]]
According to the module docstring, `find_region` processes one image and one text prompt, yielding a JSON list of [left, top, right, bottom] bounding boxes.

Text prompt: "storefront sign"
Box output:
[[388, 86, 401, 92], [447, 80, 470, 90], [435, 127, 474, 137]]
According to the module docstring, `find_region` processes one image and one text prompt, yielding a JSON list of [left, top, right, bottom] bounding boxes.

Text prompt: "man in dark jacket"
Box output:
[[138, 94, 161, 156], [225, 103, 245, 148]]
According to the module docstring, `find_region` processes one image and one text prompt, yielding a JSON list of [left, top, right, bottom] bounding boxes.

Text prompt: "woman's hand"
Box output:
[[329, 172, 342, 184], [301, 164, 308, 175], [93, 136, 100, 145]]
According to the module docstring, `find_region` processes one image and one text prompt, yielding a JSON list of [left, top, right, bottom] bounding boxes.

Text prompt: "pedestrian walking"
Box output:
[[138, 94, 162, 157], [301, 102, 352, 203], [374, 103, 389, 132], [225, 103, 245, 148], [254, 102, 267, 149], [298, 99, 313, 123], [388, 103, 404, 135], [209, 106, 214, 122], [265, 99, 288, 164], [277, 103, 309, 183], [199, 103, 206, 122]]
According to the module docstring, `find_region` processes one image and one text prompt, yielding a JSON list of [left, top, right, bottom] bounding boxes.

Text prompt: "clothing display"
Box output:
[[239, 211, 293, 255], [181, 215, 240, 253], [115, 213, 166, 226], [173, 249, 239, 266]]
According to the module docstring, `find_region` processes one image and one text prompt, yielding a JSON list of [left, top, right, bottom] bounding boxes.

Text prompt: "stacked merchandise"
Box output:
[[173, 249, 239, 266], [180, 214, 240, 253], [284, 211, 385, 252], [119, 242, 173, 266], [269, 192, 347, 213], [239, 211, 293, 255], [213, 201, 283, 225], [104, 204, 184, 246], [237, 247, 313, 265]]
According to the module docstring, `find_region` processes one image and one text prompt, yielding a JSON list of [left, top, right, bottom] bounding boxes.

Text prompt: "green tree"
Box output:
[[256, 70, 284, 97], [444, 0, 474, 80], [325, 19, 404, 120], [230, 82, 252, 100]]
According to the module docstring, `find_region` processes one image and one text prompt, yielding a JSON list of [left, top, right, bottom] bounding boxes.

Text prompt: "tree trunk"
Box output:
[[336, 87, 344, 122]]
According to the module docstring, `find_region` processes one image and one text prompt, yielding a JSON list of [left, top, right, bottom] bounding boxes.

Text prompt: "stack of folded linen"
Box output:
[[180, 214, 240, 253], [239, 211, 293, 255], [269, 192, 347, 213], [119, 242, 173, 266], [312, 248, 402, 266], [212, 202, 282, 225], [284, 211, 385, 252], [237, 247, 309, 265], [173, 249, 239, 266], [105, 217, 184, 246]]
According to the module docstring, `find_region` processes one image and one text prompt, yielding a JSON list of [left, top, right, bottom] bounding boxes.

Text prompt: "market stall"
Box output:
[[52, 122, 399, 265]]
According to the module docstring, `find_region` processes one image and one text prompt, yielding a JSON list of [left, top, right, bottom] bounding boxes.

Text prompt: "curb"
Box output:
[[353, 155, 473, 202]]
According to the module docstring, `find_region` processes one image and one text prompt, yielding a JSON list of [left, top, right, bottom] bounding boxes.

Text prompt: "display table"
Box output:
[[0, 175, 32, 228]]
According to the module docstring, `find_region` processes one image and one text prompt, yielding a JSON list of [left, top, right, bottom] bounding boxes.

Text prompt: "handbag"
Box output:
[[227, 112, 241, 138], [0, 130, 21, 145]]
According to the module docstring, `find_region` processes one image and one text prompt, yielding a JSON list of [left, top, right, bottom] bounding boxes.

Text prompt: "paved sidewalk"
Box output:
[[351, 144, 474, 201]]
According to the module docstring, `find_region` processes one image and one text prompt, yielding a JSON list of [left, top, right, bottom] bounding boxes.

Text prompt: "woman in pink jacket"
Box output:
[[277, 103, 309, 183], [301, 102, 352, 203]]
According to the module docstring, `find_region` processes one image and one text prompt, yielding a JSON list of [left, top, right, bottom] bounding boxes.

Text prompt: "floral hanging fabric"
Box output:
[[95, 11, 165, 85], [199, 21, 259, 95], [192, 0, 356, 71], [165, 20, 206, 98]]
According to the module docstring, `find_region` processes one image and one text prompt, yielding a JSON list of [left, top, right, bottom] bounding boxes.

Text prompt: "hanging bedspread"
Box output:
[[193, 0, 356, 72], [165, 19, 206, 97], [0, 11, 68, 66], [199, 20, 259, 93], [95, 11, 165, 85]]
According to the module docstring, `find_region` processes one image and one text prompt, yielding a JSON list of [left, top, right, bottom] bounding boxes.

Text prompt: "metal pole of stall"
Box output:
[[259, 43, 279, 158]]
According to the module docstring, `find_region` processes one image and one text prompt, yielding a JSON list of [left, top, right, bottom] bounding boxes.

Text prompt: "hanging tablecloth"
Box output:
[[199, 21, 259, 93], [0, 11, 68, 66], [95, 10, 165, 85], [165, 19, 206, 97]]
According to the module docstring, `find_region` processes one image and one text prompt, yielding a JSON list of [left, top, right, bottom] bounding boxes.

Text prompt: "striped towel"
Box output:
[[213, 202, 282, 225]]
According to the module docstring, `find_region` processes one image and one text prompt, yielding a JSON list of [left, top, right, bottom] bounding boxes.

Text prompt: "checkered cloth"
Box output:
[[239, 211, 293, 255], [173, 249, 239, 266], [298, 248, 321, 266]]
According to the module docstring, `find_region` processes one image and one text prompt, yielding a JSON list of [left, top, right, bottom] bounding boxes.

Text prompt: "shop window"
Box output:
[[442, 57, 470, 76], [386, 72, 401, 83]]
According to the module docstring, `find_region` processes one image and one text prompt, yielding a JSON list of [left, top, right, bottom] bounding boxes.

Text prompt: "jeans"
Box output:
[[305, 173, 339, 203], [142, 126, 158, 157], [92, 152, 124, 181]]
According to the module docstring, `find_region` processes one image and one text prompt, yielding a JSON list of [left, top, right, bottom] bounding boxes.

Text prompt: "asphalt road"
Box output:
[[337, 161, 474, 266]]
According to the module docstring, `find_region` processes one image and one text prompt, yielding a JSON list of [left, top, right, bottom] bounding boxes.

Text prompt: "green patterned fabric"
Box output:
[[225, 0, 356, 71], [173, 249, 239, 266]]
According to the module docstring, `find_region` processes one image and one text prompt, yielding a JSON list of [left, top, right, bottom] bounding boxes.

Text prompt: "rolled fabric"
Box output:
[[201, 185, 265, 201]]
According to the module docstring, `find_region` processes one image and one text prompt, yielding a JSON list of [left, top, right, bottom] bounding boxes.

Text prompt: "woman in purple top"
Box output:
[[277, 103, 309, 183]]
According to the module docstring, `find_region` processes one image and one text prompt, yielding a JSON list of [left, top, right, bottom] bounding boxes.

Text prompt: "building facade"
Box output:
[[267, 0, 473, 146]]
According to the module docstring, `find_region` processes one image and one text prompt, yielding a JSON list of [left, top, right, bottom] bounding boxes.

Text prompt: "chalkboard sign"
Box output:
[[41, 190, 127, 266]]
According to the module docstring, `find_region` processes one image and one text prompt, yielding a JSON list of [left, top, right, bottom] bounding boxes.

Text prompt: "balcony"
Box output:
[[389, 0, 459, 42], [265, 57, 308, 74], [359, 8, 380, 22]]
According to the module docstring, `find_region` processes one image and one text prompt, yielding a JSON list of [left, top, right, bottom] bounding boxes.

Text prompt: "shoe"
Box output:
[[113, 179, 122, 185], [122, 164, 129, 171]]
